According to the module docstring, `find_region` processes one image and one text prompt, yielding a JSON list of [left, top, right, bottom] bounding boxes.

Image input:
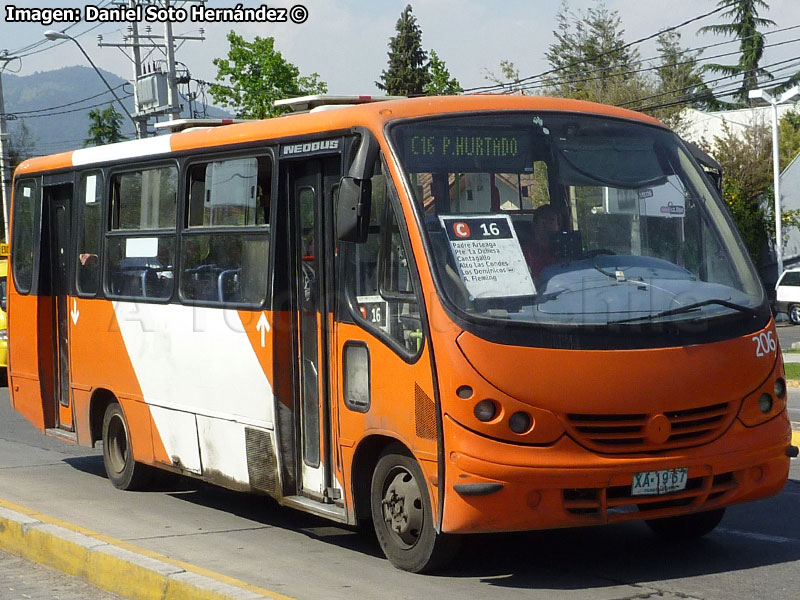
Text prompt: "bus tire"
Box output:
[[644, 507, 725, 540], [102, 402, 151, 491], [370, 445, 460, 573]]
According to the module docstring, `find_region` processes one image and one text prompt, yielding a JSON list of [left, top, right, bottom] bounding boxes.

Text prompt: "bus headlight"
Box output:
[[739, 382, 786, 427], [508, 411, 533, 434], [474, 400, 498, 422], [0, 329, 7, 341]]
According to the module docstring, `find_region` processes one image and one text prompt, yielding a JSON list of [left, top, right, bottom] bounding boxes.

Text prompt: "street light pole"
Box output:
[[749, 85, 800, 277], [43, 30, 138, 136]]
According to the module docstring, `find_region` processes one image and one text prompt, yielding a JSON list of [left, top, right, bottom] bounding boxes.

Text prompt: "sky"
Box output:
[[2, 0, 800, 99]]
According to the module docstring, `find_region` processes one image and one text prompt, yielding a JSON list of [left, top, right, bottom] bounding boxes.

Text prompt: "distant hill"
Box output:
[[2, 65, 231, 157]]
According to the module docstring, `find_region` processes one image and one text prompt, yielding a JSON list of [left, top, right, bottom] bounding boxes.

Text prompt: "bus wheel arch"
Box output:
[[351, 435, 400, 526], [89, 388, 117, 447]]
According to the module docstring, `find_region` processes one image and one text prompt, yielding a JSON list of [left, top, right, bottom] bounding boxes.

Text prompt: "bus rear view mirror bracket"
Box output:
[[337, 177, 372, 243], [338, 128, 378, 243]]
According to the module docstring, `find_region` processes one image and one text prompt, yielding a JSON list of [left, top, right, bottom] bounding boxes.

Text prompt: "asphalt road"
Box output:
[[1, 387, 799, 600], [776, 320, 800, 351]]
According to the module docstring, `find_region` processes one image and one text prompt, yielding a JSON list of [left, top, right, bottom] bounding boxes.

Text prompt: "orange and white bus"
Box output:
[[8, 95, 795, 572]]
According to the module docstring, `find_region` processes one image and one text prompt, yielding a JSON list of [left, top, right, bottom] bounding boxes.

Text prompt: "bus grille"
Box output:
[[563, 471, 738, 523], [565, 402, 734, 453]]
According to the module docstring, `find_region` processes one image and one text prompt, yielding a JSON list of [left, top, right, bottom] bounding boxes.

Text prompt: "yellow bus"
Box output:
[[8, 95, 795, 572]]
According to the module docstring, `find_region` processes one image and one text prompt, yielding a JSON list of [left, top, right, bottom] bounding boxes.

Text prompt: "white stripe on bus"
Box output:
[[72, 135, 173, 166]]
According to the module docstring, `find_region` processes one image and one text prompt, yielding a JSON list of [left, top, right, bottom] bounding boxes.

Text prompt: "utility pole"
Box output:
[[749, 86, 800, 278], [0, 52, 17, 242], [97, 0, 205, 133], [163, 0, 182, 121], [127, 0, 148, 138]]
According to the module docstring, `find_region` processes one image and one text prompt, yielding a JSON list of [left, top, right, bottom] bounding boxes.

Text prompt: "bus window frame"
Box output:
[[178, 147, 276, 310], [11, 177, 41, 296], [339, 154, 427, 364], [383, 114, 772, 351], [103, 159, 180, 304], [75, 169, 106, 299]]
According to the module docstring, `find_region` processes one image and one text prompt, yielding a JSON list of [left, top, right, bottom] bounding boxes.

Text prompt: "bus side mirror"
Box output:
[[337, 176, 372, 243]]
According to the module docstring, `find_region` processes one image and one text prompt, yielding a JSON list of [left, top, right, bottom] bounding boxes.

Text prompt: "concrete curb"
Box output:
[[0, 499, 294, 600]]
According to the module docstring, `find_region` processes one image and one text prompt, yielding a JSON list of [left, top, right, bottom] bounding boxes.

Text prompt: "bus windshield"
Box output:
[[391, 112, 765, 327]]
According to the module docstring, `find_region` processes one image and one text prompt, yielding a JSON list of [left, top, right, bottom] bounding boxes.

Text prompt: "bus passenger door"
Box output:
[[44, 184, 74, 431], [283, 158, 338, 503]]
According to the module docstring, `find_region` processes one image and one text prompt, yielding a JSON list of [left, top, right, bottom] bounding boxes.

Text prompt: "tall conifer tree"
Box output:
[[699, 0, 776, 105], [377, 5, 430, 96]]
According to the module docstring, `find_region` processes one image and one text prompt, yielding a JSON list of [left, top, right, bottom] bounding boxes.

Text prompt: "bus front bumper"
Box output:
[[440, 413, 791, 534]]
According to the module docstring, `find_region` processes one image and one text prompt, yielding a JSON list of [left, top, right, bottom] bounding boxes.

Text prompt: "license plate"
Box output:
[[631, 467, 688, 496]]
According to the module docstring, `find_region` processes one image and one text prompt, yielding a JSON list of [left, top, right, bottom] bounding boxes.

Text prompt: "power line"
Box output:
[[511, 29, 800, 96], [618, 54, 800, 110], [8, 0, 115, 58], [631, 68, 800, 114], [0, 84, 129, 117], [464, 0, 739, 93], [7, 95, 134, 119]]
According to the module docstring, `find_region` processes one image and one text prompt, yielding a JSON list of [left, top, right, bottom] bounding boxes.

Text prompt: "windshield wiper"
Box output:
[[609, 298, 759, 324]]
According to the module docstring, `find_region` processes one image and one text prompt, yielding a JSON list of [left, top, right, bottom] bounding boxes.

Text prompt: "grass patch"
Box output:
[[784, 363, 800, 380]]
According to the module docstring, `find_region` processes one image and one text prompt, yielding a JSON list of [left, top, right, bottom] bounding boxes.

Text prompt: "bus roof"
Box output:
[[13, 95, 666, 177]]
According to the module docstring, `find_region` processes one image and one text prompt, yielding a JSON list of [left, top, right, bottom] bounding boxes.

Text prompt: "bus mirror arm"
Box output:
[[348, 127, 379, 180], [337, 176, 372, 243]]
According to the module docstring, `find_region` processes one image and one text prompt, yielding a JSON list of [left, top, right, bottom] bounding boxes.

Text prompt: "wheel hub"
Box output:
[[381, 469, 423, 547]]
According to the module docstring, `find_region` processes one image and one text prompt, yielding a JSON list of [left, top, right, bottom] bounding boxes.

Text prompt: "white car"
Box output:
[[775, 268, 800, 324]]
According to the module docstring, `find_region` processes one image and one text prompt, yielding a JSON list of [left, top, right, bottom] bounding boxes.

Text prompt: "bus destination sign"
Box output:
[[439, 214, 535, 298], [401, 128, 531, 172]]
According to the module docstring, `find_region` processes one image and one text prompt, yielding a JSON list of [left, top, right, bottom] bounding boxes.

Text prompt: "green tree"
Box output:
[[699, 0, 776, 106], [483, 60, 523, 94], [377, 5, 430, 96], [703, 121, 773, 265], [424, 50, 461, 95], [84, 104, 125, 147], [779, 109, 800, 170], [543, 0, 648, 105], [210, 31, 327, 119]]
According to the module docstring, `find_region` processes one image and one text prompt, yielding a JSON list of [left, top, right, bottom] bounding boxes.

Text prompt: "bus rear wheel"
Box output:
[[102, 403, 151, 491], [370, 446, 460, 573], [644, 507, 725, 540]]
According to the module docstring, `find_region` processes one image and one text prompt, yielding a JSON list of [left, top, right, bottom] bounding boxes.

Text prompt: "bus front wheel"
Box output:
[[370, 445, 460, 573], [102, 403, 151, 491], [644, 507, 725, 540]]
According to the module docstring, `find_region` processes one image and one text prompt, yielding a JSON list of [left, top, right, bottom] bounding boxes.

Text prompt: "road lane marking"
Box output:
[[717, 528, 798, 544]]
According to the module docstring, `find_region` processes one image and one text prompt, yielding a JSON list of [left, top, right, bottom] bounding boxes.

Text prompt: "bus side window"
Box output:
[[180, 154, 271, 306], [105, 166, 177, 301], [76, 171, 103, 296], [11, 179, 37, 294], [343, 161, 423, 357]]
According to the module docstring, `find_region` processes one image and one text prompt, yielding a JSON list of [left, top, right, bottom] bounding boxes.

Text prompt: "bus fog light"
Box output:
[[758, 394, 773, 413], [474, 400, 497, 422], [774, 378, 786, 399], [508, 411, 532, 434]]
